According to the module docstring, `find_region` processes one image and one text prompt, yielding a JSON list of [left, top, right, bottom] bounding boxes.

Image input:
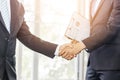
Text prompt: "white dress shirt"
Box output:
[[54, 45, 60, 56], [0, 0, 11, 33]]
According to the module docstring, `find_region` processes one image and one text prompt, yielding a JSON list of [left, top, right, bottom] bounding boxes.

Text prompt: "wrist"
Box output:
[[73, 41, 86, 51], [78, 41, 86, 49]]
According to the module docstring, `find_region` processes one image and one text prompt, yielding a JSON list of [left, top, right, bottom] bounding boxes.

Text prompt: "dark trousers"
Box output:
[[86, 66, 120, 80]]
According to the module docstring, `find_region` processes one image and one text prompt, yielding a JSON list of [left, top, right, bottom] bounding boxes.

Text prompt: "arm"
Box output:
[[59, 0, 120, 60], [83, 0, 120, 52], [17, 21, 58, 58]]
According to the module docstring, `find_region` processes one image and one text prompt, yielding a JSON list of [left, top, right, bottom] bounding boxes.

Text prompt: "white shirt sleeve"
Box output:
[[54, 45, 60, 56]]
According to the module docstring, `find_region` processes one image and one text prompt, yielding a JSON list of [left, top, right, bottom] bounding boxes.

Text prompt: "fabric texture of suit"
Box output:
[[83, 0, 120, 70], [0, 0, 57, 80]]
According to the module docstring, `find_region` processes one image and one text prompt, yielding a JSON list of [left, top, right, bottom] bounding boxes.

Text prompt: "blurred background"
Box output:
[[16, 0, 90, 80]]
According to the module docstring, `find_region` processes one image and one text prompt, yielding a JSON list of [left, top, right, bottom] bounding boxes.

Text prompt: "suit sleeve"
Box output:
[[17, 21, 58, 58], [82, 0, 120, 52]]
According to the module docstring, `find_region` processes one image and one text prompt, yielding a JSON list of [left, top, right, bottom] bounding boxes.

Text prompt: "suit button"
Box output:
[[5, 38, 8, 40], [5, 38, 10, 41]]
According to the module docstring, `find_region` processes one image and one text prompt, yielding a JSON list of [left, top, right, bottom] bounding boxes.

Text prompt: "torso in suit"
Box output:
[[0, 0, 57, 80], [83, 0, 120, 70]]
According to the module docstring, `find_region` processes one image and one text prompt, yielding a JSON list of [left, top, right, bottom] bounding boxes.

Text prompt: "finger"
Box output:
[[59, 48, 67, 56], [61, 50, 70, 58], [63, 50, 74, 60], [59, 46, 71, 56], [61, 52, 68, 58], [67, 56, 74, 60], [62, 49, 73, 59], [66, 55, 74, 60], [64, 54, 72, 60]]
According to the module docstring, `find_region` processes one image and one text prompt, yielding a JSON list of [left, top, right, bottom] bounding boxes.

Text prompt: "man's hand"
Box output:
[[59, 41, 86, 60]]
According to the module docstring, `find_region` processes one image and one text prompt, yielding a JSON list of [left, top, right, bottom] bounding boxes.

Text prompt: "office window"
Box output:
[[16, 0, 90, 80]]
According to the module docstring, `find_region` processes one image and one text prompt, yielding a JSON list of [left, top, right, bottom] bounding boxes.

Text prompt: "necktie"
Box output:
[[0, 0, 10, 33]]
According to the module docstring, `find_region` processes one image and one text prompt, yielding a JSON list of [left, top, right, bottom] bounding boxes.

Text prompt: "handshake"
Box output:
[[58, 40, 86, 60]]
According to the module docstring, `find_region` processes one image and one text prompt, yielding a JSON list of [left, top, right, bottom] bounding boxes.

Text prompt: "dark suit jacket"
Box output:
[[0, 0, 57, 80], [82, 0, 120, 70]]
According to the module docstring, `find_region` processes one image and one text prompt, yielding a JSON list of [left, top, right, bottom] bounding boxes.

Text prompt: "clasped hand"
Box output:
[[59, 41, 86, 60]]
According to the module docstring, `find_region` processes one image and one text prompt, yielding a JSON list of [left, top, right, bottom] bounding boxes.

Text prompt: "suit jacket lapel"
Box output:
[[91, 0, 105, 22], [0, 12, 10, 35], [0, 0, 16, 35], [0, 12, 6, 27]]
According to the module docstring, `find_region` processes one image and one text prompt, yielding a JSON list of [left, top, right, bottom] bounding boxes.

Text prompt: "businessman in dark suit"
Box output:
[[0, 0, 64, 80], [60, 0, 120, 80]]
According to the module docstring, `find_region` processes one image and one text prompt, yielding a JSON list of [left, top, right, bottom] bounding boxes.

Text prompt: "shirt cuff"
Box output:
[[54, 45, 60, 56]]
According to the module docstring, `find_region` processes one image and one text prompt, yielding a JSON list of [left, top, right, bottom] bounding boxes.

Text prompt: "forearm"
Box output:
[[82, 0, 120, 52], [17, 21, 58, 58]]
